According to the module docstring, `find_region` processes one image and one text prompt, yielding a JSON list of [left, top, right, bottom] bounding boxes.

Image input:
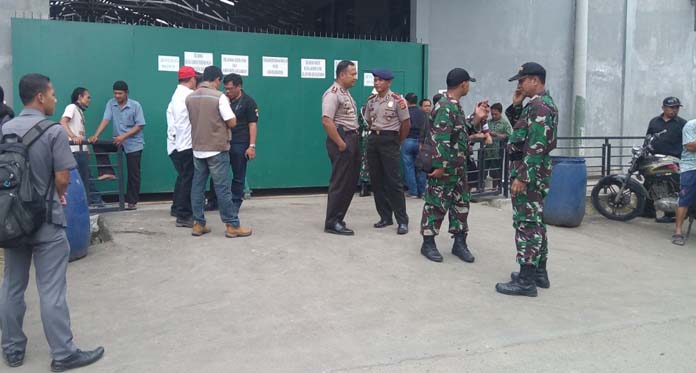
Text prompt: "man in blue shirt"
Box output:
[[89, 81, 146, 210], [672, 118, 696, 245]]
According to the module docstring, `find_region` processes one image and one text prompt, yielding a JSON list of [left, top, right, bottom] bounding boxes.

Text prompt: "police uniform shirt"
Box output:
[[2, 108, 77, 226], [230, 91, 259, 144], [366, 90, 410, 131], [322, 82, 359, 130]]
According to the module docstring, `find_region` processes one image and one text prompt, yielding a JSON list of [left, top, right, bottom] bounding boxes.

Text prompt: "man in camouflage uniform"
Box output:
[[420, 68, 490, 263], [495, 62, 558, 297], [484, 102, 512, 189]]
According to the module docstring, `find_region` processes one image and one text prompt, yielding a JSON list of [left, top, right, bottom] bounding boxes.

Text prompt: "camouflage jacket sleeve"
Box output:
[[505, 104, 523, 125], [430, 103, 456, 168], [511, 99, 558, 184]]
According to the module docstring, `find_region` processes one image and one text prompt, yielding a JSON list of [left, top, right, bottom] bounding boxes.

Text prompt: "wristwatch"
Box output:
[[249, 144, 256, 148]]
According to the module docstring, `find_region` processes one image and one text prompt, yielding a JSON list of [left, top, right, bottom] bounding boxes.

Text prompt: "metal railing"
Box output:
[[468, 136, 647, 198], [71, 140, 125, 213]]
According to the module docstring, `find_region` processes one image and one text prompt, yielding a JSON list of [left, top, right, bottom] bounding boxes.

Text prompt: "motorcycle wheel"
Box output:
[[591, 178, 646, 221]]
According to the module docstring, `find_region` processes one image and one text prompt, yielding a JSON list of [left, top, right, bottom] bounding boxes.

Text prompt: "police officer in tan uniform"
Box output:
[[365, 69, 411, 234], [322, 60, 360, 235]]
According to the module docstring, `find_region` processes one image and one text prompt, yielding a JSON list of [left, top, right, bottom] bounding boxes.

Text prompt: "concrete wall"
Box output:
[[414, 0, 576, 136], [415, 0, 696, 138], [0, 0, 49, 107], [621, 0, 695, 136]]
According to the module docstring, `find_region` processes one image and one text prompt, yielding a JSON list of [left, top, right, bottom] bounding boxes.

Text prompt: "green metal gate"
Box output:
[[12, 19, 427, 192]]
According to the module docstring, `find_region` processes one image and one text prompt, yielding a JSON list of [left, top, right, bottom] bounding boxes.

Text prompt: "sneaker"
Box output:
[[225, 224, 252, 238]]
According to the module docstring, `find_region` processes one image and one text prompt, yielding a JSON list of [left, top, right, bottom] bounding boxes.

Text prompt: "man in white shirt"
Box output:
[[59, 87, 104, 207], [166, 66, 197, 227], [185, 65, 251, 238]]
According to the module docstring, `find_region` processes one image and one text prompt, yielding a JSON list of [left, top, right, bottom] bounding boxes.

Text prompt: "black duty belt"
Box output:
[[370, 130, 398, 136]]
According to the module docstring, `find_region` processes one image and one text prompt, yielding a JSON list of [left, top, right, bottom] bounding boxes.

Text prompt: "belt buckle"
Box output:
[[375, 130, 381, 135]]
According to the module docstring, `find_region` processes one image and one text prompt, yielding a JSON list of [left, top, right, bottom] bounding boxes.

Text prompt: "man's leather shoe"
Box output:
[[397, 224, 408, 235], [325, 223, 354, 236], [225, 224, 252, 238], [421, 236, 442, 262], [175, 218, 193, 228], [655, 215, 676, 223], [3, 350, 24, 367], [451, 233, 475, 263], [373, 220, 394, 228], [50, 347, 104, 372], [191, 222, 211, 236]]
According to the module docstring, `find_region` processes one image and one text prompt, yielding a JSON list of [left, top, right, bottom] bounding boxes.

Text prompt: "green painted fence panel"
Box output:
[[11, 19, 426, 192]]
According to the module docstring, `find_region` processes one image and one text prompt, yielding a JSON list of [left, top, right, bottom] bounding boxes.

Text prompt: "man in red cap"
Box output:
[[166, 66, 198, 227]]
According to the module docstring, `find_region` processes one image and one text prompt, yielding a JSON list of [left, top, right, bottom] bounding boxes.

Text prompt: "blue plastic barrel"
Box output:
[[543, 157, 587, 227], [65, 168, 90, 261]]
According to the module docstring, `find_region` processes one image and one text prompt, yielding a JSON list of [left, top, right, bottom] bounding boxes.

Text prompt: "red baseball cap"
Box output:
[[178, 66, 196, 80]]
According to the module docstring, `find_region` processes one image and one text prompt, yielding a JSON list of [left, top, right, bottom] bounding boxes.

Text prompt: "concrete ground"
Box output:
[[5, 194, 696, 372]]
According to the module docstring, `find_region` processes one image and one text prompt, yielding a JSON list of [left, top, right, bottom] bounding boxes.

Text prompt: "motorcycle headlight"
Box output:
[[631, 146, 641, 155]]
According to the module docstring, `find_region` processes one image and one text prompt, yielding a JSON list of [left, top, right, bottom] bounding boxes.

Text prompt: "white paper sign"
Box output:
[[184, 51, 213, 73], [262, 56, 288, 77], [300, 59, 326, 79], [334, 60, 359, 78], [363, 73, 374, 86], [158, 56, 180, 72], [221, 54, 249, 76]]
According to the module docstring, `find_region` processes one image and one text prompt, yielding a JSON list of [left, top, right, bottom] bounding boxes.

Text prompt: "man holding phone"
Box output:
[[205, 73, 258, 216]]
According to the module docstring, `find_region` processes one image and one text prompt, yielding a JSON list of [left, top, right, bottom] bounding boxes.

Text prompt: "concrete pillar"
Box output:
[[0, 0, 49, 108], [572, 0, 588, 139]]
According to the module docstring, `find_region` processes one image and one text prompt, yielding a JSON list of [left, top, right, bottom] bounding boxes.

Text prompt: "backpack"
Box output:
[[0, 119, 58, 248]]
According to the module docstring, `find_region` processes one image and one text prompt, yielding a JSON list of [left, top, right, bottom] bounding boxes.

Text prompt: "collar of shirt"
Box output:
[[333, 81, 348, 94], [174, 84, 193, 98], [112, 98, 132, 110], [374, 90, 393, 103], [18, 108, 45, 117]]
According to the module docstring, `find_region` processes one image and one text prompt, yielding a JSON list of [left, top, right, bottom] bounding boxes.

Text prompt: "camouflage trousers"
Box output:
[[512, 162, 551, 266], [421, 172, 470, 236]]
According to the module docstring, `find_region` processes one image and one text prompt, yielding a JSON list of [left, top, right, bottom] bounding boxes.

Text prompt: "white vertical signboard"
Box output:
[[158, 56, 180, 72], [262, 56, 288, 77], [363, 73, 374, 86], [184, 51, 213, 72], [300, 58, 326, 79], [221, 55, 249, 76]]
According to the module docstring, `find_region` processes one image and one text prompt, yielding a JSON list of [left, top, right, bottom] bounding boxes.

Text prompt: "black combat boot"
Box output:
[[510, 259, 550, 288], [359, 183, 371, 197], [496, 264, 538, 297], [420, 236, 443, 262], [451, 233, 475, 263]]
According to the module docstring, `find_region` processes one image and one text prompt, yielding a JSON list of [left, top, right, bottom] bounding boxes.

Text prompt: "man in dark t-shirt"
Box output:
[[206, 73, 259, 213], [643, 96, 686, 222]]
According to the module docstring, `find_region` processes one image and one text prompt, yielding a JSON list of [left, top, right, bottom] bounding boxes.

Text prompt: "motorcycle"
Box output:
[[591, 130, 680, 221]]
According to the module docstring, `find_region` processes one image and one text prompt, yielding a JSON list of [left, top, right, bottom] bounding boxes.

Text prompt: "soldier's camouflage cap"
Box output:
[[508, 62, 546, 82]]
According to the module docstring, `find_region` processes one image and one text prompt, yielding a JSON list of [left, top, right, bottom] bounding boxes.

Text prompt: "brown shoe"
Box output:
[[192, 222, 211, 236], [225, 224, 252, 238]]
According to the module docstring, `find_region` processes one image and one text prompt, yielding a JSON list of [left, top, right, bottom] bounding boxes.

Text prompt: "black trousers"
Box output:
[[366, 133, 408, 225], [325, 131, 360, 228], [169, 149, 194, 220], [125, 150, 142, 205]]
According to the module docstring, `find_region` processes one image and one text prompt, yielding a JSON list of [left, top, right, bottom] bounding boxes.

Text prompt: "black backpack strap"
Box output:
[[22, 119, 58, 148], [21, 119, 59, 224]]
